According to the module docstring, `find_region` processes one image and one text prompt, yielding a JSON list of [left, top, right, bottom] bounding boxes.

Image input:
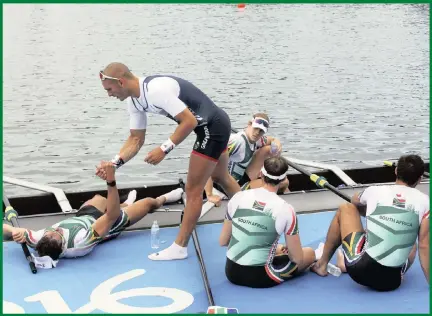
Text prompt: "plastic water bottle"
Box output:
[[327, 263, 342, 277], [151, 220, 160, 249]]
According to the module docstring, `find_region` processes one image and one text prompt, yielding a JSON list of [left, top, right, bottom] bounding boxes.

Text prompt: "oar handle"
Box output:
[[383, 160, 396, 168], [3, 192, 37, 274], [286, 160, 352, 203]]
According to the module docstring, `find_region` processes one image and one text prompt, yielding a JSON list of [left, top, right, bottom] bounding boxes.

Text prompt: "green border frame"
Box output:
[[1, 1, 430, 315]]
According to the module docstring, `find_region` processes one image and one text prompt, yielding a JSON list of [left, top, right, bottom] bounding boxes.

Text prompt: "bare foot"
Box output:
[[311, 260, 329, 277], [336, 249, 347, 273]]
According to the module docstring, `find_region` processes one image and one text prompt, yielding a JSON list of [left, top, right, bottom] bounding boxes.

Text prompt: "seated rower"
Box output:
[[219, 156, 315, 288], [312, 154, 429, 291], [205, 113, 284, 205], [240, 174, 290, 195], [3, 161, 183, 267]]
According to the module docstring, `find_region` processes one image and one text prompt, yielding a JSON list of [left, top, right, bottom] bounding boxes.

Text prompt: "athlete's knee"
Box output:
[[140, 197, 159, 209], [339, 202, 353, 211], [82, 194, 106, 207], [91, 194, 106, 202], [185, 182, 204, 200], [303, 247, 315, 255], [300, 247, 316, 270], [339, 202, 360, 216]]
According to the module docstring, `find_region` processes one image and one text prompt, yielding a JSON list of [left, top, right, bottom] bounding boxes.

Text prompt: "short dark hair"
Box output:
[[35, 235, 63, 260], [262, 157, 289, 186], [396, 154, 425, 187]]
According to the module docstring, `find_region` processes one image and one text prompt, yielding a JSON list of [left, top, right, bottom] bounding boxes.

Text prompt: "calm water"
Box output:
[[3, 4, 429, 197]]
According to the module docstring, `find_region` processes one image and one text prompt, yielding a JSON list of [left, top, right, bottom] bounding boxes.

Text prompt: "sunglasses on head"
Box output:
[[99, 71, 120, 81], [253, 118, 269, 128]]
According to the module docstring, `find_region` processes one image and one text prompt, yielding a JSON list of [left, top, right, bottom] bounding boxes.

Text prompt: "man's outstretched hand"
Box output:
[[96, 161, 116, 181]]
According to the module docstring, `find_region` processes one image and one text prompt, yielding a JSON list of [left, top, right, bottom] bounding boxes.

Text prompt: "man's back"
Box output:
[[226, 188, 297, 266], [361, 185, 429, 267]]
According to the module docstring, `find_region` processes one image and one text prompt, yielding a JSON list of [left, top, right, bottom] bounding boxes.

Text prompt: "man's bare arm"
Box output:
[[418, 217, 429, 283], [3, 223, 14, 239], [96, 129, 146, 179], [285, 234, 303, 266], [92, 162, 121, 238], [219, 219, 232, 246], [205, 178, 214, 198], [169, 109, 197, 146], [3, 224, 38, 247], [117, 129, 146, 163], [351, 192, 366, 217]]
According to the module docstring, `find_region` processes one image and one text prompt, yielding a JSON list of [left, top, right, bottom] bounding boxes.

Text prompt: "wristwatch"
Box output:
[[107, 180, 116, 187]]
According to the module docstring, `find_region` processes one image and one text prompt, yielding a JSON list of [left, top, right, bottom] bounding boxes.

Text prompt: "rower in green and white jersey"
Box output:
[[312, 154, 430, 291], [219, 156, 316, 288], [205, 113, 287, 205], [3, 162, 183, 268]]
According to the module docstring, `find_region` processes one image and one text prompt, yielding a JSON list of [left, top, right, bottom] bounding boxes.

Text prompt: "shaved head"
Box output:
[[103, 62, 134, 79], [100, 62, 139, 101]]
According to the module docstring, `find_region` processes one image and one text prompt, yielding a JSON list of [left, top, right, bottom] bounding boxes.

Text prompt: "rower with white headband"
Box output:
[[205, 113, 285, 205], [219, 156, 316, 288]]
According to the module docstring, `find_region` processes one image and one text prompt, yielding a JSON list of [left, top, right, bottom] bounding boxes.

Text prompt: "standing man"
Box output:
[[96, 62, 241, 261]]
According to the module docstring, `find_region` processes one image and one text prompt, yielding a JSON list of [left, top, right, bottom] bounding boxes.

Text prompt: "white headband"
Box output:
[[261, 166, 288, 180]]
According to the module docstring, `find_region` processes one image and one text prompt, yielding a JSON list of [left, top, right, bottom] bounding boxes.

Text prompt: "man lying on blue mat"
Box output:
[[312, 154, 430, 291], [3, 161, 183, 268], [219, 156, 316, 288]]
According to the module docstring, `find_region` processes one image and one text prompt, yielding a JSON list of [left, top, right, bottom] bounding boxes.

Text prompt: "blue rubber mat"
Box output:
[[3, 228, 208, 314], [3, 211, 429, 313]]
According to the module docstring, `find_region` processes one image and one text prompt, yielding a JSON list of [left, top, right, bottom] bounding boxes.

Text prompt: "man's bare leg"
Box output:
[[312, 203, 364, 276], [80, 190, 138, 213], [298, 247, 316, 272], [125, 188, 184, 225], [335, 239, 418, 275], [124, 198, 162, 225], [211, 151, 242, 198], [80, 195, 107, 212], [148, 153, 218, 261], [336, 249, 347, 273], [274, 245, 316, 272]]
